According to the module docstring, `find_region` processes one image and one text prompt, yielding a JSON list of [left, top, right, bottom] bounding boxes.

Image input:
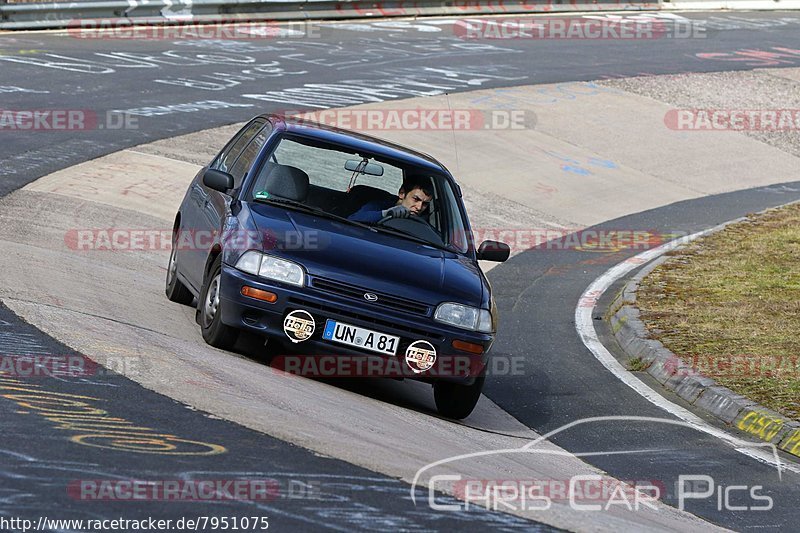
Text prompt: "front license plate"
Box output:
[[322, 320, 399, 356]]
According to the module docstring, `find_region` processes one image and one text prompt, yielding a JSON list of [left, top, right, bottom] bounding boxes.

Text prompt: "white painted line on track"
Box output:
[[574, 221, 800, 476]]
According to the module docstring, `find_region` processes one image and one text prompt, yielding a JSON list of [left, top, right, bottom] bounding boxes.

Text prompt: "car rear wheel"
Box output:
[[433, 375, 485, 420], [199, 258, 239, 349], [165, 247, 194, 305]]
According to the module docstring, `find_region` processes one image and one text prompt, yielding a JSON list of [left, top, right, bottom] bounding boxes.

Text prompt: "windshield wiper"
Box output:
[[253, 197, 450, 250], [252, 197, 376, 231], [372, 225, 450, 251]]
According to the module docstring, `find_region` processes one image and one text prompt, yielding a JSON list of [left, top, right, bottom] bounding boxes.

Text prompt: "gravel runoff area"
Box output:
[[600, 68, 800, 158]]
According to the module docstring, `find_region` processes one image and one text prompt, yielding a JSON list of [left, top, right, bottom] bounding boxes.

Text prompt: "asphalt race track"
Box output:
[[2, 11, 800, 532]]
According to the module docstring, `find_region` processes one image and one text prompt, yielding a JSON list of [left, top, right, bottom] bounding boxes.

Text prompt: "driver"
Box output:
[[348, 176, 433, 224]]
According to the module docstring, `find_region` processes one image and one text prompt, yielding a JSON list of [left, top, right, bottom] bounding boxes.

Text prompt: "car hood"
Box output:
[[248, 203, 484, 308]]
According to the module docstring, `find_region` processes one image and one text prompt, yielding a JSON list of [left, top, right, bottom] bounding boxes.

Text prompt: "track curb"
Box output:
[[606, 226, 800, 460]]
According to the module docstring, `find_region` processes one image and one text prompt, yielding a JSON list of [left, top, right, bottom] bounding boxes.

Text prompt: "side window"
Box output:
[[215, 120, 265, 175], [229, 122, 271, 188]]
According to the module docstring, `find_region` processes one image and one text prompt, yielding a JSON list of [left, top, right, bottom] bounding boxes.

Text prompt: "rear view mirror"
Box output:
[[345, 159, 384, 176], [203, 169, 234, 193], [477, 240, 510, 262]]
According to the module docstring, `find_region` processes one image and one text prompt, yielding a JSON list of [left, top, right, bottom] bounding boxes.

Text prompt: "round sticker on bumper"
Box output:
[[405, 340, 437, 373], [283, 310, 315, 343]]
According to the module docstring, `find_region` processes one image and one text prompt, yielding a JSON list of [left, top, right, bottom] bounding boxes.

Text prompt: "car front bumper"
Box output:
[[218, 264, 493, 385]]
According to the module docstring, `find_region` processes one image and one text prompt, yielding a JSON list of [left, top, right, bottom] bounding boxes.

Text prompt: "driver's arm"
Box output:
[[348, 200, 389, 223]]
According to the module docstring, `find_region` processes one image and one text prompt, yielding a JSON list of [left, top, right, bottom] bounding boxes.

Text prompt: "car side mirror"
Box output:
[[476, 240, 510, 262], [203, 169, 234, 193]]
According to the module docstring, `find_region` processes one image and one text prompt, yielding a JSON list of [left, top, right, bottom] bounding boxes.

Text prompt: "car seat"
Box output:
[[330, 184, 397, 218], [254, 162, 309, 202]]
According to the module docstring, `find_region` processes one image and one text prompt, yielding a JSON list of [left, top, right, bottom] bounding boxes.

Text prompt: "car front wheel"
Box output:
[[199, 258, 239, 350], [433, 375, 485, 420]]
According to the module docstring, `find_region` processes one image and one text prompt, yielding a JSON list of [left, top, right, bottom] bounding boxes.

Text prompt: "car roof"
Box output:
[[262, 114, 452, 175]]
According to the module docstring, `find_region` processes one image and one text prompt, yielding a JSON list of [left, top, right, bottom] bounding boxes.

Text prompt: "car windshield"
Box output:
[[247, 134, 469, 253]]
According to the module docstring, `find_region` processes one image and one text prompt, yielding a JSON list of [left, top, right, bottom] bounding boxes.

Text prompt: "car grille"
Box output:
[[309, 277, 431, 317], [287, 297, 445, 343]]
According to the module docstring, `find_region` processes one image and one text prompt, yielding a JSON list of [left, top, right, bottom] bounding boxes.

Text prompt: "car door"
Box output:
[[205, 121, 272, 266], [185, 119, 268, 288]]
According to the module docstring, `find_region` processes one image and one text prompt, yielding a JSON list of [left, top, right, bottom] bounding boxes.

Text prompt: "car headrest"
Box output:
[[258, 163, 309, 202], [348, 184, 397, 205], [327, 184, 398, 218]]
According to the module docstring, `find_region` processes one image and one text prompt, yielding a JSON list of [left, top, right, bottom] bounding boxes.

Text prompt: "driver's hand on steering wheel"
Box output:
[[381, 205, 411, 219]]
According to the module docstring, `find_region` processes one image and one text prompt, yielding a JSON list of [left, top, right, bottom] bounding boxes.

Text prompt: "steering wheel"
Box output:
[[376, 213, 429, 226], [376, 214, 445, 247]]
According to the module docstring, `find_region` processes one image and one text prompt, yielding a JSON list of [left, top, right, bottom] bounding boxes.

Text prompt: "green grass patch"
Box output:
[[627, 357, 650, 372], [637, 203, 800, 421]]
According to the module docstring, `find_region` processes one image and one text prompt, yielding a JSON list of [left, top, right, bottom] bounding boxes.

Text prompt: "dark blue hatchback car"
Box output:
[[166, 114, 509, 419]]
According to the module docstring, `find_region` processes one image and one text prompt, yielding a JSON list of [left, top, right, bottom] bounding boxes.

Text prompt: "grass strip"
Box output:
[[637, 203, 800, 421]]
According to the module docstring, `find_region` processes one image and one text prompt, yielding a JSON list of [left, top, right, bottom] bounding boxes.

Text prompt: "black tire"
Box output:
[[165, 246, 194, 305], [199, 257, 239, 350], [433, 375, 485, 420]]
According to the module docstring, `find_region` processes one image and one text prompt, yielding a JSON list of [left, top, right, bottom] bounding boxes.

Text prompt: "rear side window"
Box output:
[[229, 123, 271, 188], [215, 119, 266, 176]]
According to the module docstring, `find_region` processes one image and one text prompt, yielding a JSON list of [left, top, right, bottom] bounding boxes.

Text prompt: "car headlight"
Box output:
[[235, 251, 305, 287], [435, 302, 493, 333]]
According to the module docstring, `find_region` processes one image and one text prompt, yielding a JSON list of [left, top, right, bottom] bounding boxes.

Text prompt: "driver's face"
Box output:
[[398, 187, 432, 215]]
